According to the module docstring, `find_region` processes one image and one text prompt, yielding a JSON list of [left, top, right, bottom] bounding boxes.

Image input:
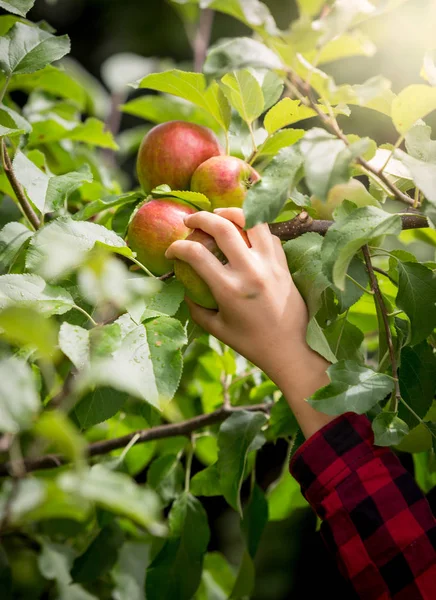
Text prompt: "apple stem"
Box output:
[[128, 256, 157, 278]]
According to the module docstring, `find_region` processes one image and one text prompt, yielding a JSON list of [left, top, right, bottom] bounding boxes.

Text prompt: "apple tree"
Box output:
[[0, 0, 435, 598]]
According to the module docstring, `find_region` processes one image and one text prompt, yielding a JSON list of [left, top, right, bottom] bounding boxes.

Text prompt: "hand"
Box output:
[[166, 208, 333, 437]]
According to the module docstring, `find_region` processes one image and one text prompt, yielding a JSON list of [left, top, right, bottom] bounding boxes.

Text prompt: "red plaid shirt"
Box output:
[[290, 413, 436, 599]]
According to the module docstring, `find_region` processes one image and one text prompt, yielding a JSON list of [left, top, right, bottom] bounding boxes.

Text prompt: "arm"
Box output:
[[167, 207, 436, 599]]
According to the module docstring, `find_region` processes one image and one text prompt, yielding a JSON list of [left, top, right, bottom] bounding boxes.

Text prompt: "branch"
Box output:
[[1, 140, 40, 230], [362, 245, 401, 409], [193, 8, 214, 73], [0, 403, 271, 476]]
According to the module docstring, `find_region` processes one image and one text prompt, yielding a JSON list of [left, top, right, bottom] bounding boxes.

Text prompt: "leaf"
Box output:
[[138, 70, 231, 131], [0, 273, 74, 314], [217, 410, 268, 514], [284, 232, 330, 318], [0, 22, 70, 76], [67, 117, 118, 150], [26, 217, 128, 280], [137, 279, 185, 321], [59, 465, 165, 534], [399, 343, 436, 428], [0, 356, 39, 433], [72, 522, 124, 584], [13, 151, 93, 214], [316, 0, 375, 45], [0, 479, 45, 526], [324, 317, 364, 363], [405, 123, 436, 163], [241, 484, 268, 558], [392, 84, 436, 134], [396, 262, 436, 345], [0, 306, 58, 357], [229, 551, 255, 600], [244, 146, 303, 228], [334, 256, 370, 313], [308, 360, 394, 416], [196, 552, 236, 600], [204, 37, 282, 78], [146, 493, 210, 600], [202, 0, 278, 34], [34, 411, 86, 465], [0, 0, 34, 17], [28, 116, 118, 150], [0, 222, 32, 273], [264, 98, 317, 134], [73, 388, 127, 429], [59, 323, 90, 370], [73, 192, 141, 222], [266, 396, 298, 441], [151, 186, 211, 211], [111, 542, 150, 600], [301, 128, 371, 201], [257, 128, 304, 157], [190, 463, 222, 497], [147, 454, 184, 504], [322, 206, 402, 290], [267, 467, 307, 521], [306, 317, 338, 364], [372, 412, 409, 446], [395, 149, 436, 206], [0, 105, 27, 137], [296, 0, 324, 17], [220, 69, 264, 125]]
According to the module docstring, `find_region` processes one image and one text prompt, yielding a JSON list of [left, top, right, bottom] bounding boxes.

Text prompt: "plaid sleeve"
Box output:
[[290, 412, 436, 600]]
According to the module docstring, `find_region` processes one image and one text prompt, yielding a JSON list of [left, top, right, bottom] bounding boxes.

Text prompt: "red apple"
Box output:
[[174, 225, 250, 309], [136, 121, 223, 193], [127, 199, 197, 276], [190, 156, 261, 210]]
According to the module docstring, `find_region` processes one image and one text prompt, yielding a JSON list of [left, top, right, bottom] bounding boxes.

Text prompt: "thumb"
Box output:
[[185, 297, 222, 338]]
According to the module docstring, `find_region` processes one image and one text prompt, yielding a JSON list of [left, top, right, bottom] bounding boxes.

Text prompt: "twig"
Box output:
[[362, 245, 401, 410], [159, 271, 175, 282], [0, 403, 272, 476], [193, 8, 215, 72], [372, 266, 397, 284], [1, 140, 40, 230], [221, 372, 232, 409]]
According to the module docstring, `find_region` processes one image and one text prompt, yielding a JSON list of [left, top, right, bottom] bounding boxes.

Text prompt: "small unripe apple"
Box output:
[[191, 156, 261, 210], [174, 225, 250, 309], [127, 199, 196, 276], [136, 121, 223, 193]]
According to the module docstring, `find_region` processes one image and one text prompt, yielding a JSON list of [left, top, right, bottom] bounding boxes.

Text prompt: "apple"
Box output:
[[127, 199, 197, 276], [136, 121, 223, 193], [190, 156, 261, 210], [174, 225, 250, 309]]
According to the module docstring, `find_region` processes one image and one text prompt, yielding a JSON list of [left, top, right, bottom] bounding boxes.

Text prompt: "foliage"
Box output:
[[0, 0, 434, 598]]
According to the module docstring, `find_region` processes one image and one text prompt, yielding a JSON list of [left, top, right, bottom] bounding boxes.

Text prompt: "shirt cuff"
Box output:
[[289, 413, 391, 507]]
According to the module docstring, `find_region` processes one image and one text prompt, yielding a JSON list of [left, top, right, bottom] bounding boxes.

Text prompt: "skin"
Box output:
[[174, 226, 250, 309], [136, 121, 223, 193], [191, 156, 261, 209], [127, 199, 196, 276], [166, 208, 335, 440]]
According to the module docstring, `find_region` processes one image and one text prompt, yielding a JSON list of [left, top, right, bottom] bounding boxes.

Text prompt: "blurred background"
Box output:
[[17, 0, 436, 597]]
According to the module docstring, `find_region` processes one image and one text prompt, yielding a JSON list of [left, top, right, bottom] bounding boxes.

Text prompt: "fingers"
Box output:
[[214, 208, 274, 255], [183, 211, 251, 268], [165, 239, 227, 292], [185, 297, 223, 337], [272, 235, 288, 269]]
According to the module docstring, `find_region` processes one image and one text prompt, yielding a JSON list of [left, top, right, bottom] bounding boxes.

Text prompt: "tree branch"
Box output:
[[0, 403, 271, 476], [362, 245, 401, 410], [1, 140, 40, 230], [193, 8, 214, 73]]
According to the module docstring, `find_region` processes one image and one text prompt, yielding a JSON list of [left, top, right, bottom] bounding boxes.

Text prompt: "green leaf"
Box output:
[[306, 317, 338, 363], [322, 206, 402, 290], [38, 542, 98, 600], [405, 123, 436, 162], [372, 412, 409, 446], [267, 467, 307, 521], [73, 387, 127, 429], [0, 356, 39, 433], [334, 256, 370, 313], [413, 452, 436, 495], [392, 84, 436, 134], [244, 146, 303, 228], [13, 151, 93, 214], [59, 465, 165, 534], [196, 552, 236, 600], [190, 463, 222, 497], [221, 69, 264, 125], [73, 192, 141, 222], [229, 550, 255, 600], [0, 22, 70, 76], [204, 37, 282, 78], [202, 0, 278, 34], [316, 0, 376, 45], [399, 343, 436, 428], [152, 186, 211, 211], [297, 0, 326, 17], [264, 98, 317, 134], [0, 273, 74, 314], [396, 262, 436, 345], [324, 318, 364, 363], [0, 306, 58, 357], [241, 484, 268, 558], [0, 105, 27, 137], [72, 522, 124, 584], [308, 360, 394, 416], [0, 0, 34, 17], [266, 396, 298, 441], [0, 478, 44, 526], [146, 492, 210, 600], [0, 545, 12, 600], [395, 149, 436, 206], [257, 128, 305, 158], [217, 410, 268, 514], [138, 70, 231, 131], [284, 232, 330, 318], [137, 279, 185, 321], [301, 128, 371, 201], [26, 218, 128, 280], [34, 411, 86, 465], [59, 322, 90, 371], [0, 222, 32, 273], [111, 542, 150, 600], [147, 454, 184, 504]]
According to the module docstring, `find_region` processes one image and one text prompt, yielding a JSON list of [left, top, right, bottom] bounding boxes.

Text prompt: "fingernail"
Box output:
[[214, 208, 224, 213]]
